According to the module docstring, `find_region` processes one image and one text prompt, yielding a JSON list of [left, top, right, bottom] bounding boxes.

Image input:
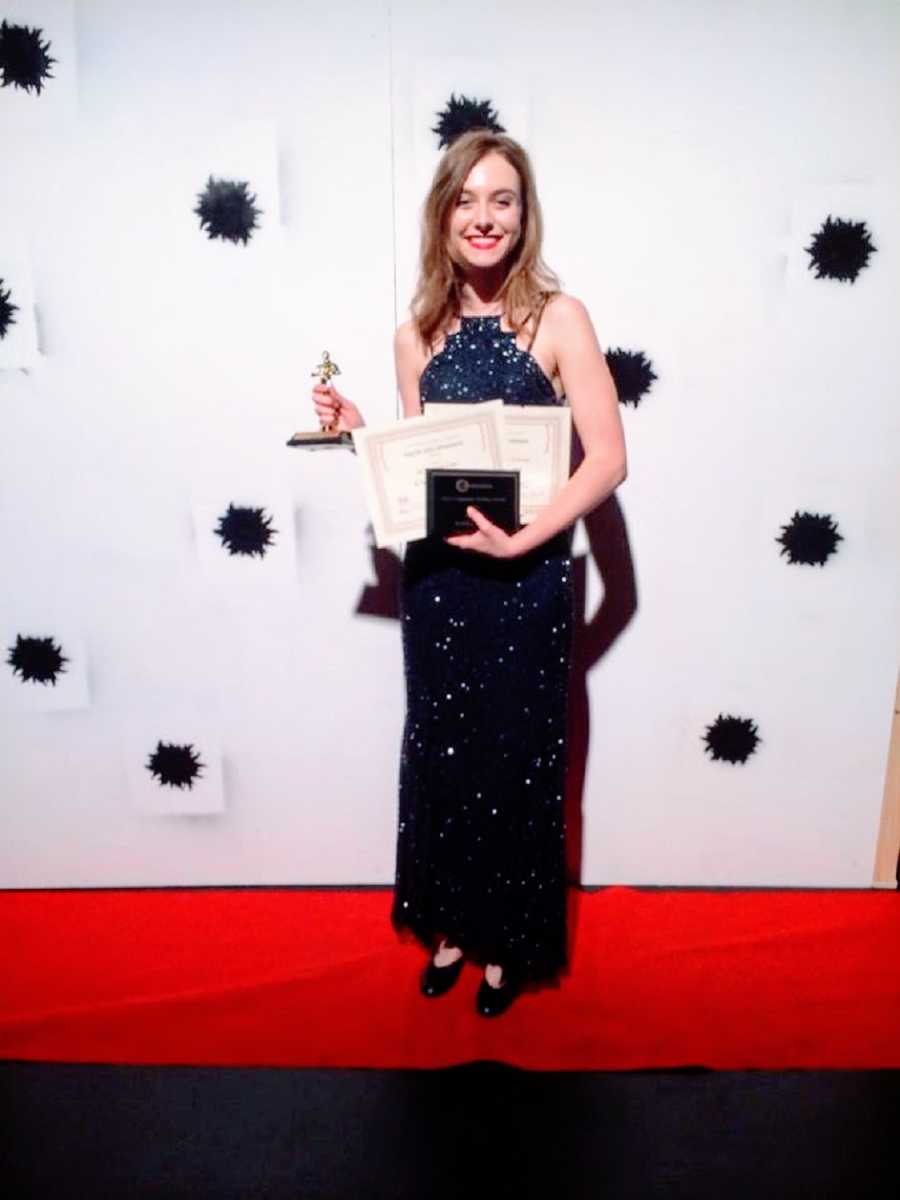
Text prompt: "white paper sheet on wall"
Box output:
[[0, 622, 90, 712], [121, 717, 225, 815], [190, 483, 298, 584], [0, 0, 78, 133]]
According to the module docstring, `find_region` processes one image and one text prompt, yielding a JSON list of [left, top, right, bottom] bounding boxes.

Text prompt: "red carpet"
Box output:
[[2, 886, 898, 1070]]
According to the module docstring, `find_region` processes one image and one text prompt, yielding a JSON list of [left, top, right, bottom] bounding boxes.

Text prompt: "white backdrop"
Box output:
[[1, 0, 897, 887]]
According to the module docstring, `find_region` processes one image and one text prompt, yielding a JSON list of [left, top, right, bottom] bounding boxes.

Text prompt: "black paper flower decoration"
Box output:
[[214, 503, 278, 557], [146, 740, 206, 790], [605, 348, 657, 408], [194, 176, 262, 245], [702, 714, 760, 765], [432, 93, 505, 149], [7, 634, 68, 686], [804, 214, 876, 283], [0, 279, 19, 339], [776, 510, 843, 567], [0, 20, 56, 94]]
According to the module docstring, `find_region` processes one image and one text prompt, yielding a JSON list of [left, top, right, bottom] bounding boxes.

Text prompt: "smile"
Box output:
[[467, 237, 502, 249]]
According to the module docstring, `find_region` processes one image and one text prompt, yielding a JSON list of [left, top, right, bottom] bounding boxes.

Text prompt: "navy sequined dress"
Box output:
[[390, 315, 574, 985]]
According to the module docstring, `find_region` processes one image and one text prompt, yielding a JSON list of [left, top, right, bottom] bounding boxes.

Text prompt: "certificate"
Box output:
[[351, 402, 504, 546], [423, 401, 571, 524]]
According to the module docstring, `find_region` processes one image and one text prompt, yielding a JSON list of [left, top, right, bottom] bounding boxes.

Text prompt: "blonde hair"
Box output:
[[410, 130, 561, 350]]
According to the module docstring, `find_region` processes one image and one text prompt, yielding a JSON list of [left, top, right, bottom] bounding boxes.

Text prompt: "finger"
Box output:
[[444, 532, 482, 550], [313, 384, 341, 402], [465, 506, 498, 533]]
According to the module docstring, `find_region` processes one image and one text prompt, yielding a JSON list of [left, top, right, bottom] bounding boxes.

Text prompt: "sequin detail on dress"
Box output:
[[391, 315, 574, 985], [419, 314, 561, 406]]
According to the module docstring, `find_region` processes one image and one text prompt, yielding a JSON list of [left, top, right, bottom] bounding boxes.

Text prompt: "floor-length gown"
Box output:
[[390, 314, 574, 985]]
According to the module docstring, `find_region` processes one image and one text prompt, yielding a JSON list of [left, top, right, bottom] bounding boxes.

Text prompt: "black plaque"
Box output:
[[426, 468, 520, 537]]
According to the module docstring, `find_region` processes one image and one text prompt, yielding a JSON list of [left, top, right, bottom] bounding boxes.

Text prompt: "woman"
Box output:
[[313, 130, 626, 1017]]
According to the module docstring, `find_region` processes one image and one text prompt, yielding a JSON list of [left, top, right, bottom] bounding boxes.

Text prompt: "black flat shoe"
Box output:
[[475, 972, 523, 1017], [420, 953, 465, 997]]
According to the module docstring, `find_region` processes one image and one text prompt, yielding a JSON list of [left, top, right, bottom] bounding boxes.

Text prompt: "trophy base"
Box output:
[[286, 430, 354, 450]]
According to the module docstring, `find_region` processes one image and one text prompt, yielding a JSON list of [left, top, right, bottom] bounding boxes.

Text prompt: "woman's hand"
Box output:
[[444, 506, 523, 558], [311, 383, 365, 432]]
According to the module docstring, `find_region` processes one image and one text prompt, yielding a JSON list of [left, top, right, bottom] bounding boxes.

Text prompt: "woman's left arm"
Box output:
[[446, 295, 626, 558]]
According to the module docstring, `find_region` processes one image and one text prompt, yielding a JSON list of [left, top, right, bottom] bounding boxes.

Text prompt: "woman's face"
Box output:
[[447, 151, 523, 271]]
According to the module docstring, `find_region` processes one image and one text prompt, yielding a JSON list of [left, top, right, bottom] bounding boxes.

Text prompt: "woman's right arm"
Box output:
[[394, 320, 426, 418]]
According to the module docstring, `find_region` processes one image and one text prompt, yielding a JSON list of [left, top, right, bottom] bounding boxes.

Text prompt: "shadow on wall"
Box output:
[[352, 445, 638, 890], [565, 491, 636, 884]]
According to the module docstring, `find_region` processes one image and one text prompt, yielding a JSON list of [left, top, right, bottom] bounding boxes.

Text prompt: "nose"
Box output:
[[473, 201, 494, 232]]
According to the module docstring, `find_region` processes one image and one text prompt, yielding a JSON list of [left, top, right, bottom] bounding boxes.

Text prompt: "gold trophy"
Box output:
[[286, 351, 354, 449]]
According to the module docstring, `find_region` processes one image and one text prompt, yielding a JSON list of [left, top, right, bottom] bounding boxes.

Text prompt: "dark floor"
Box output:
[[1, 1060, 897, 1199]]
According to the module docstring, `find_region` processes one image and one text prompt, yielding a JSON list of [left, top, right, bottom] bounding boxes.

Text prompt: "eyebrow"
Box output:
[[458, 188, 518, 198]]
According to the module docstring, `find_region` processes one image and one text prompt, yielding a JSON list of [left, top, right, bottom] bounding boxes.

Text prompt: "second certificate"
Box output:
[[352, 401, 505, 546]]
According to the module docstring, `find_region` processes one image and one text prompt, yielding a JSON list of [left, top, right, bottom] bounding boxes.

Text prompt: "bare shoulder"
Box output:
[[394, 317, 417, 348], [544, 292, 602, 352], [544, 292, 593, 332], [394, 318, 428, 365], [394, 318, 429, 415]]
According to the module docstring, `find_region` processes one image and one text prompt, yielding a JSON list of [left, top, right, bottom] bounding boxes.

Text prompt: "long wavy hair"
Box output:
[[410, 130, 561, 350]]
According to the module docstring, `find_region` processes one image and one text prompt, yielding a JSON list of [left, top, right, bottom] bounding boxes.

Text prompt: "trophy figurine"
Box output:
[[286, 351, 354, 449]]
